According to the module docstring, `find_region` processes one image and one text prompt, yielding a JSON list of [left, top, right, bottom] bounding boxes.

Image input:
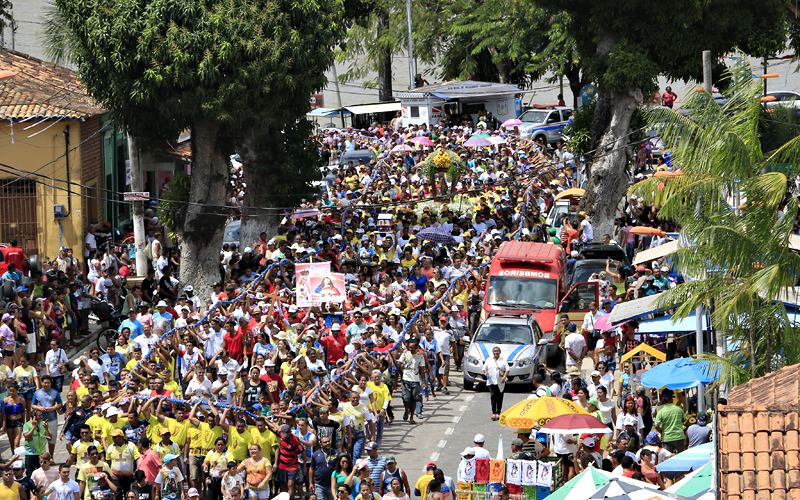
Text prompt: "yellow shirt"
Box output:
[[342, 403, 372, 433], [76, 384, 109, 399], [0, 481, 20, 500], [164, 379, 182, 399], [400, 257, 417, 269], [100, 418, 129, 444], [106, 441, 140, 473], [154, 440, 180, 462], [367, 381, 390, 412], [71, 439, 104, 468], [249, 427, 279, 463], [85, 415, 108, 441], [167, 417, 191, 447], [77, 461, 113, 500], [146, 415, 170, 444], [125, 358, 142, 372], [227, 426, 255, 462]]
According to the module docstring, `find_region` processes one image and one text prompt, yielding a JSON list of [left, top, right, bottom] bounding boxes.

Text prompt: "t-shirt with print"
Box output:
[[14, 366, 37, 393], [77, 461, 113, 500], [154, 467, 184, 499], [23, 421, 48, 456]]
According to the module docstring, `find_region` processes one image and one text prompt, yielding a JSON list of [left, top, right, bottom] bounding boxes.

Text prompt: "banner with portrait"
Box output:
[[296, 262, 346, 305], [296, 262, 330, 307]]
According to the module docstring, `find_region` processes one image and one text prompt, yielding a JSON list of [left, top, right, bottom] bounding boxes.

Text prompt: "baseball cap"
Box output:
[[474, 434, 485, 443], [646, 430, 662, 445], [698, 414, 708, 425], [580, 436, 596, 446], [364, 442, 378, 451], [591, 370, 601, 377], [111, 429, 125, 437], [511, 438, 524, 447], [459, 448, 475, 457], [623, 415, 638, 427], [163, 453, 180, 463], [187, 489, 200, 498], [426, 461, 437, 469], [587, 398, 599, 408]]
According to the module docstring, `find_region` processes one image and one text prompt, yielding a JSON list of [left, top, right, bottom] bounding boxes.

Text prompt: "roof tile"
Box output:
[[787, 430, 799, 451], [0, 50, 104, 121], [743, 452, 756, 471], [773, 450, 786, 470], [756, 431, 771, 453], [774, 469, 787, 490], [789, 468, 800, 488], [791, 489, 800, 500], [775, 491, 787, 500], [742, 432, 756, 454], [757, 470, 772, 492], [788, 450, 800, 470], [728, 434, 741, 454], [741, 413, 756, 434], [743, 490, 756, 500], [757, 412, 771, 432], [757, 490, 771, 500], [743, 470, 757, 491], [728, 473, 742, 495], [757, 452, 770, 470], [788, 412, 799, 431], [773, 414, 786, 432]]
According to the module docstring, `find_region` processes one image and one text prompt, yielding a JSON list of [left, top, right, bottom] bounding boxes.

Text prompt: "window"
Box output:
[[410, 107, 419, 118], [560, 109, 573, 121], [546, 112, 559, 124], [559, 283, 597, 313]]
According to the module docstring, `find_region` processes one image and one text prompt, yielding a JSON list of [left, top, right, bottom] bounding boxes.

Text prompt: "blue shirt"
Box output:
[[153, 311, 173, 331], [32, 387, 62, 421], [100, 352, 126, 381], [1, 271, 20, 286], [119, 318, 143, 338]]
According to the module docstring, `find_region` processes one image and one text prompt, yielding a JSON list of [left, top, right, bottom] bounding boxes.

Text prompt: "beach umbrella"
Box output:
[[592, 315, 627, 332], [464, 136, 492, 147], [290, 208, 321, 219], [417, 227, 456, 244], [639, 357, 719, 390], [588, 477, 673, 499], [665, 462, 713, 497], [502, 118, 523, 127], [391, 144, 414, 153], [409, 136, 436, 146], [538, 413, 612, 435], [628, 226, 667, 236], [655, 442, 714, 479], [545, 468, 618, 500], [499, 397, 588, 428]]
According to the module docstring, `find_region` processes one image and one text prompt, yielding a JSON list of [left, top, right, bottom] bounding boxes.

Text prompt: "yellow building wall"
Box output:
[[0, 120, 85, 261]]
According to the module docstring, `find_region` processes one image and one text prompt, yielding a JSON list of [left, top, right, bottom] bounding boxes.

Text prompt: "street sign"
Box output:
[[123, 192, 150, 201]]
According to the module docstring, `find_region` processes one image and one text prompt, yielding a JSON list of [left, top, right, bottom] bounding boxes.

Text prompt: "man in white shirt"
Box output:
[[471, 434, 492, 459], [185, 366, 213, 402], [211, 370, 236, 405], [578, 212, 594, 242], [46, 464, 81, 500], [564, 323, 587, 369], [84, 226, 97, 259], [133, 326, 159, 353], [581, 301, 602, 365]]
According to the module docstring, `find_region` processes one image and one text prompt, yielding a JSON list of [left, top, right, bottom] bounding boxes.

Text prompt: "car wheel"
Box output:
[[28, 255, 41, 276], [464, 379, 474, 391], [546, 346, 563, 368], [1, 280, 16, 301]]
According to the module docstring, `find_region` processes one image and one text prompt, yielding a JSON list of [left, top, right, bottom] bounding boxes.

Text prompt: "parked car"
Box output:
[[223, 220, 241, 248], [463, 314, 548, 391], [765, 91, 800, 110], [519, 107, 574, 143], [579, 243, 630, 268], [568, 258, 623, 289], [335, 149, 377, 168]]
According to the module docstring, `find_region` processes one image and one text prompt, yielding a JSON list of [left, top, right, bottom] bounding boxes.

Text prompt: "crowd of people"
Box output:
[[0, 106, 704, 500]]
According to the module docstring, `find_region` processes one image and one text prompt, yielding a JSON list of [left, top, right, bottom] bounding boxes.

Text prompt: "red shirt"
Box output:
[[139, 448, 162, 483], [224, 329, 244, 363], [319, 335, 346, 364], [259, 372, 286, 403]]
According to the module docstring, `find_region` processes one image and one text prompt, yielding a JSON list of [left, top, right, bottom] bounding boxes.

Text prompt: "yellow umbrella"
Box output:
[[498, 397, 589, 428]]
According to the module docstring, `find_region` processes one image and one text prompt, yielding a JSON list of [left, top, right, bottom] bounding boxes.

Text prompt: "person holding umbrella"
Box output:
[[482, 347, 508, 421]]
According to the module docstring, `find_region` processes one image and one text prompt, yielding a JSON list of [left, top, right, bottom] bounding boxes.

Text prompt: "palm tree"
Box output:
[[630, 60, 800, 386]]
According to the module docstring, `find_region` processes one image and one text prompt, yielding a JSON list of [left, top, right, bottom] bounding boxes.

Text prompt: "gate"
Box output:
[[0, 179, 39, 257]]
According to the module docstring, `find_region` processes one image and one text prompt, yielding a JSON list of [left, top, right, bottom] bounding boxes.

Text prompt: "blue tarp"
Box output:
[[636, 313, 708, 334]]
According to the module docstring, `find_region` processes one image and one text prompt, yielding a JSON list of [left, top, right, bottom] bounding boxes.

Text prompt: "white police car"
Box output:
[[519, 107, 573, 143], [463, 315, 548, 391]]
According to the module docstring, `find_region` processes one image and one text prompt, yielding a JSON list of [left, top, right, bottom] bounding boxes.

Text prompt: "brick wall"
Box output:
[[80, 115, 104, 224]]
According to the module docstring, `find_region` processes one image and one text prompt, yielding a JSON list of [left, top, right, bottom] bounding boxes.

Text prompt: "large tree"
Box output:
[[536, 0, 789, 239], [632, 62, 800, 386], [56, 0, 367, 298]]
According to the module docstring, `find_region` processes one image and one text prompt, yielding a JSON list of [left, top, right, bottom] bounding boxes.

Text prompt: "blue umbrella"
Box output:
[[655, 442, 714, 479], [639, 357, 719, 390], [417, 227, 456, 244]]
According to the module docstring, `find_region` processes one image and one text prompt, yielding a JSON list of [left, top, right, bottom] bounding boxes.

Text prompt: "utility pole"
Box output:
[[695, 43, 708, 413], [763, 57, 768, 95], [702, 50, 712, 94], [406, 0, 415, 89], [330, 62, 344, 128], [127, 134, 148, 277]]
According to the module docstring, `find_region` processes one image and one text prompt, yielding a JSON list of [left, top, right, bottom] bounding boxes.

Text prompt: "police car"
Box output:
[[519, 107, 573, 143], [463, 315, 548, 391]]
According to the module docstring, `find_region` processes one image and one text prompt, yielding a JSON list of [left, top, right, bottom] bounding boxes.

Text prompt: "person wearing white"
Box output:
[[471, 434, 492, 460], [133, 328, 159, 353], [185, 367, 213, 402], [46, 465, 81, 500], [564, 325, 587, 367], [211, 371, 237, 405], [578, 212, 594, 242], [482, 346, 508, 421]]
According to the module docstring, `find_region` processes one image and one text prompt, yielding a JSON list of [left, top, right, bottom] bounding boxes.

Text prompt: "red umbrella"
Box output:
[[593, 315, 626, 332], [537, 413, 612, 434]]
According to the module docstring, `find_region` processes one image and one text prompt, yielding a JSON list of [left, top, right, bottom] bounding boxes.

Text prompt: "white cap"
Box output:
[[156, 300, 168, 308], [474, 434, 485, 444], [624, 415, 638, 426], [106, 407, 120, 417], [581, 436, 596, 446], [244, 247, 252, 253], [661, 266, 670, 272], [450, 306, 459, 312], [460, 447, 476, 456], [331, 324, 341, 331]]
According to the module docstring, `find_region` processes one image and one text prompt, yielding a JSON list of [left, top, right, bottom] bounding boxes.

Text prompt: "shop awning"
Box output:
[[344, 102, 401, 114], [633, 240, 680, 266], [636, 313, 709, 333], [607, 294, 668, 325]]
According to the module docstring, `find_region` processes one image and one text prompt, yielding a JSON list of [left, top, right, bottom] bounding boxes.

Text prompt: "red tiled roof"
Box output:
[[728, 364, 800, 406], [719, 364, 800, 500], [0, 50, 104, 121]]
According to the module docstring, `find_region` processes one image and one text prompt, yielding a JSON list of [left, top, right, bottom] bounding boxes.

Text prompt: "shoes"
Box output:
[[403, 411, 408, 421], [435, 383, 443, 391], [442, 388, 450, 395]]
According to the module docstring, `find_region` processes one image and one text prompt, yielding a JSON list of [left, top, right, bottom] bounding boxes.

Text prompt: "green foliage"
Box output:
[[158, 172, 192, 237], [629, 61, 800, 384], [563, 99, 594, 156], [246, 120, 323, 207], [0, 0, 11, 32], [56, 0, 368, 143], [39, 1, 79, 67], [759, 105, 800, 156], [599, 41, 658, 96]]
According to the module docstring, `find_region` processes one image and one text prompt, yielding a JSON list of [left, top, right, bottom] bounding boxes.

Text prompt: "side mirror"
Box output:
[[537, 338, 550, 346]]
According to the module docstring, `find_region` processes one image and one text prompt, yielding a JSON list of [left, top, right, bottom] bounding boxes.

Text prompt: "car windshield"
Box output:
[[224, 225, 240, 242], [474, 323, 533, 345], [571, 261, 620, 284], [519, 110, 550, 124], [486, 276, 558, 309]]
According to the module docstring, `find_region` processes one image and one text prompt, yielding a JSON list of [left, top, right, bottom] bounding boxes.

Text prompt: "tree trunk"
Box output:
[[580, 85, 641, 241], [237, 130, 281, 249], [487, 47, 509, 84], [178, 121, 230, 302], [377, 11, 393, 102], [765, 319, 772, 374], [749, 322, 757, 377], [564, 65, 589, 109]]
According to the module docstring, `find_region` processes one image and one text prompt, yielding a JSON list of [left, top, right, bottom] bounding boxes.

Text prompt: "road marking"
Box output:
[[446, 427, 454, 435], [430, 452, 439, 461], [459, 405, 468, 412], [465, 395, 474, 402], [453, 415, 461, 423], [438, 440, 446, 448]]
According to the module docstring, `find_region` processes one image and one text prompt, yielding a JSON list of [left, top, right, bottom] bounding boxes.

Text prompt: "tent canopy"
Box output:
[[633, 240, 680, 265]]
